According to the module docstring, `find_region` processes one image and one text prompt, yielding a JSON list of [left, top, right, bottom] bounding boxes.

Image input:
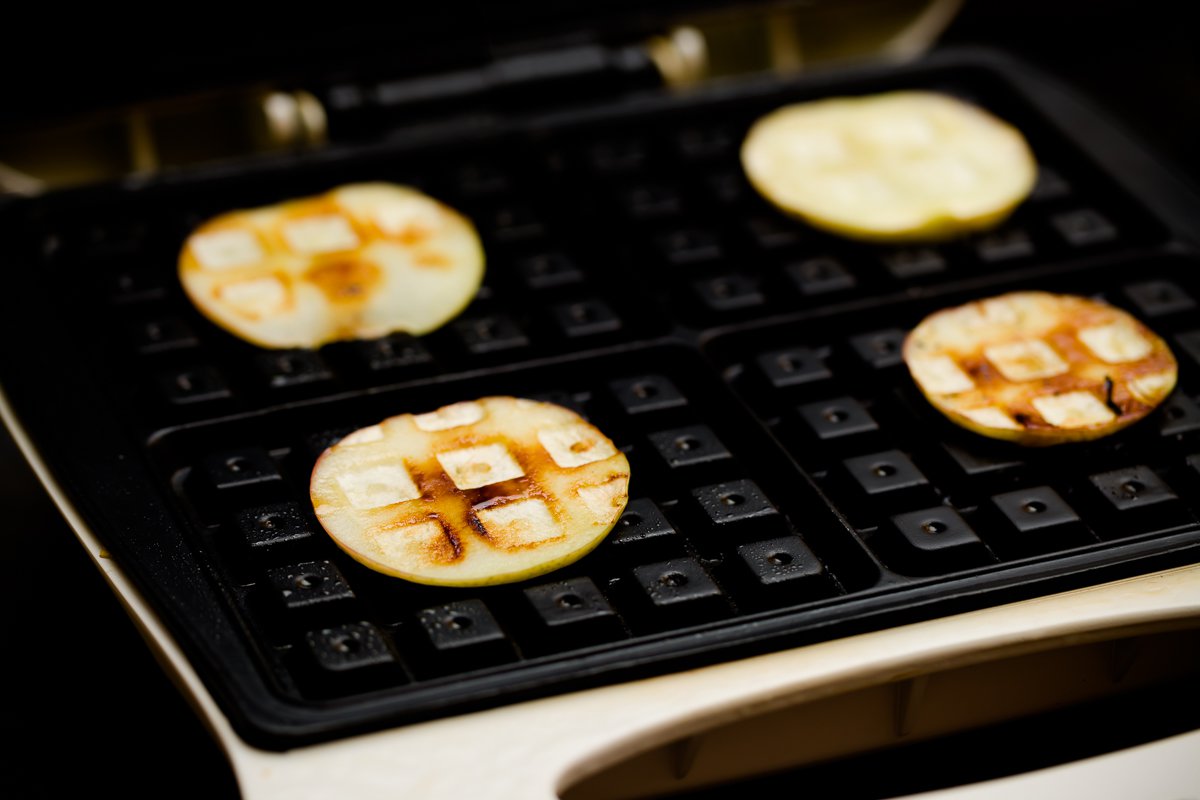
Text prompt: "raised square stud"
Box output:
[[655, 228, 722, 266], [417, 600, 507, 652], [1053, 209, 1116, 246], [693, 275, 764, 311], [1030, 166, 1071, 201], [693, 479, 778, 526], [1123, 280, 1197, 318], [304, 622, 396, 672], [517, 252, 583, 289], [609, 375, 687, 415], [130, 316, 198, 353], [844, 450, 930, 498], [850, 329, 907, 369], [268, 561, 356, 611], [942, 441, 1025, 479], [1174, 330, 1200, 366], [632, 558, 728, 624], [236, 502, 316, 551], [608, 499, 678, 550], [437, 444, 524, 490], [1089, 466, 1178, 513], [552, 299, 622, 337], [1159, 394, 1200, 437], [256, 349, 333, 389], [992, 488, 1079, 531], [488, 204, 545, 241], [455, 315, 529, 354], [354, 334, 432, 372], [474, 499, 563, 549], [973, 227, 1034, 262], [202, 448, 282, 492], [890, 507, 981, 553], [798, 396, 880, 440], [887, 507, 988, 573], [159, 365, 232, 405], [678, 125, 735, 160], [756, 347, 832, 388], [745, 215, 803, 250], [882, 247, 946, 278], [524, 577, 619, 632], [649, 425, 731, 468], [621, 183, 682, 219], [989, 486, 1089, 555], [735, 536, 826, 593], [786, 257, 856, 295]]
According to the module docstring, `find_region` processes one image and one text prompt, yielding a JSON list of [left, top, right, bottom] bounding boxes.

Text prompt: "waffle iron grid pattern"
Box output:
[[3, 58, 1198, 745]]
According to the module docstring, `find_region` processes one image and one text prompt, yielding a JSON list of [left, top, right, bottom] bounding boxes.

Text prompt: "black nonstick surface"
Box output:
[[2, 50, 1199, 750]]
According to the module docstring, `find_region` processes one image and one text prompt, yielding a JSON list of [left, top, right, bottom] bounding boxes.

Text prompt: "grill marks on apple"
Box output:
[[903, 291, 1177, 444], [179, 183, 484, 348], [310, 397, 630, 586]]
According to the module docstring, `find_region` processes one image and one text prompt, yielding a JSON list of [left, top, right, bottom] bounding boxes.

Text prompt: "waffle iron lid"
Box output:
[[0, 1, 795, 125]]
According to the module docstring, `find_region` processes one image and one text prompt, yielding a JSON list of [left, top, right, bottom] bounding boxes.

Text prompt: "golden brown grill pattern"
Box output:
[[904, 292, 1178, 444], [310, 397, 630, 586], [178, 183, 484, 349]]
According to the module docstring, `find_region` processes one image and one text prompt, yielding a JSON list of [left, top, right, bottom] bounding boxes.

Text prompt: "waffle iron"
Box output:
[[2, 17, 1199, 797]]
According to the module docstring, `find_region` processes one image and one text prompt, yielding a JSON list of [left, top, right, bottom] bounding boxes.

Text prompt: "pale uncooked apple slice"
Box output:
[[741, 91, 1037, 242], [179, 183, 484, 348], [310, 397, 631, 586], [903, 291, 1177, 445]]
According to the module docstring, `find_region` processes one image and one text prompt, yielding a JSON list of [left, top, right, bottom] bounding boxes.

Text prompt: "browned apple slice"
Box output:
[[179, 183, 484, 348], [904, 291, 1177, 445], [310, 397, 631, 586]]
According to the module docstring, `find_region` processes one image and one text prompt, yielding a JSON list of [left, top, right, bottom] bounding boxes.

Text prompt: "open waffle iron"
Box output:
[[2, 46, 1199, 796]]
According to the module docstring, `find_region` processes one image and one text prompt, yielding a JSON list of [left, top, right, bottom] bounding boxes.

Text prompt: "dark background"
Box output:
[[3, 2, 1197, 797]]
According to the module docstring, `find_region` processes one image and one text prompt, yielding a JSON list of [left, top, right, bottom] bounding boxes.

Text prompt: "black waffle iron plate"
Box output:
[[2, 49, 1199, 748]]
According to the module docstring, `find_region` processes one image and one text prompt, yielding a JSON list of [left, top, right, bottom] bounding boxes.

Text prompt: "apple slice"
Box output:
[[741, 91, 1036, 243], [903, 291, 1177, 445], [310, 397, 631, 586], [179, 183, 484, 348]]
